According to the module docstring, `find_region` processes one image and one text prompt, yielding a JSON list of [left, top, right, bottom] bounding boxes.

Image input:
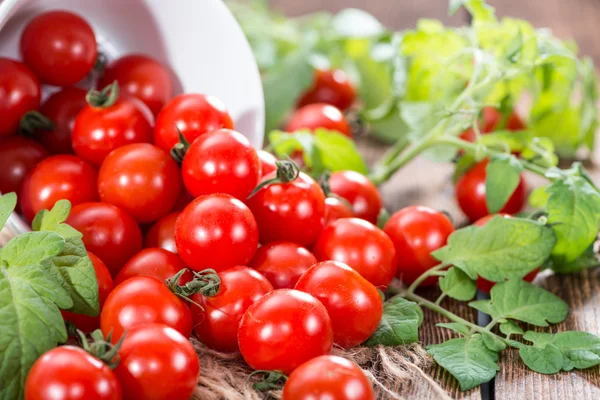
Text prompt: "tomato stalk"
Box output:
[[405, 262, 451, 294], [77, 329, 125, 369], [247, 159, 300, 198], [18, 110, 55, 136], [166, 268, 221, 298], [86, 81, 120, 108], [170, 127, 191, 163]]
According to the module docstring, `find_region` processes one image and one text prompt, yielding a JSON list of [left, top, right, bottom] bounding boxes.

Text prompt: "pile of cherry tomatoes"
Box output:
[[0, 9, 530, 400]]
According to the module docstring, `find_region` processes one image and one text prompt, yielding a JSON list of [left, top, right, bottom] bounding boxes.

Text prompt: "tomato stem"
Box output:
[[77, 329, 125, 369], [406, 262, 450, 294], [166, 268, 221, 298], [170, 128, 191, 163], [247, 159, 300, 199], [246, 370, 288, 392], [18, 111, 55, 136], [86, 81, 120, 108]]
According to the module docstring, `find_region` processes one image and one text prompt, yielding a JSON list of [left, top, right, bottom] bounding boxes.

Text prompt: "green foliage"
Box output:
[[485, 155, 523, 214], [364, 296, 423, 346], [439, 267, 476, 301]]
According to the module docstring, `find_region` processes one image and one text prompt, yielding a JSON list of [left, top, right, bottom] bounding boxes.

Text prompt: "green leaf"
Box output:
[[551, 245, 599, 274], [529, 185, 550, 209], [0, 232, 65, 267], [439, 267, 476, 301], [519, 342, 563, 374], [313, 129, 368, 174], [432, 216, 556, 282], [482, 332, 507, 352], [436, 322, 470, 336], [499, 320, 524, 338], [363, 296, 423, 346], [32, 200, 82, 240], [0, 192, 17, 231], [469, 279, 568, 326], [332, 9, 384, 38], [449, 0, 497, 23], [485, 155, 523, 214], [427, 335, 500, 391]]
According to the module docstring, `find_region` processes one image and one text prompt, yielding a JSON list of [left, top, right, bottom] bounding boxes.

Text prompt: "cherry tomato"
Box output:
[[190, 266, 272, 352], [20, 155, 98, 222], [328, 170, 382, 224], [324, 197, 354, 225], [99, 54, 173, 116], [248, 241, 317, 289], [283, 355, 374, 400], [0, 58, 40, 137], [144, 212, 179, 253], [246, 171, 326, 247], [175, 194, 258, 272], [98, 143, 182, 223], [72, 94, 154, 166], [295, 260, 383, 348], [101, 276, 192, 342], [171, 189, 194, 212], [460, 107, 526, 142], [154, 93, 234, 152], [61, 252, 114, 334], [35, 87, 87, 154], [505, 111, 526, 131], [383, 206, 454, 287], [455, 159, 527, 222], [181, 129, 260, 199], [67, 202, 142, 276], [0, 137, 48, 199], [313, 218, 397, 290], [238, 289, 333, 375], [298, 69, 357, 111], [114, 248, 192, 286], [114, 323, 199, 400], [20, 11, 96, 86], [25, 346, 121, 400], [258, 150, 278, 177], [286, 103, 351, 137]]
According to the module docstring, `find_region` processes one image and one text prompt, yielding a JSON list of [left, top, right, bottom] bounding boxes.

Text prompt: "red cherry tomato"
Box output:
[[144, 212, 179, 253], [0, 58, 40, 137], [246, 171, 326, 247], [455, 159, 527, 222], [114, 323, 199, 400], [248, 241, 317, 289], [286, 103, 351, 137], [114, 248, 192, 286], [20, 155, 98, 222], [460, 107, 526, 142], [35, 87, 87, 154], [190, 266, 273, 352], [295, 260, 383, 348], [20, 11, 96, 86], [181, 129, 260, 200], [101, 276, 192, 342], [72, 95, 154, 166], [313, 218, 397, 290], [297, 69, 357, 111], [0, 137, 48, 199], [238, 289, 333, 375], [175, 194, 258, 272], [328, 170, 382, 224], [61, 252, 114, 333], [25, 346, 121, 400], [99, 54, 173, 116], [324, 197, 354, 225], [67, 202, 142, 276], [258, 150, 278, 177], [383, 206, 454, 287], [506, 111, 526, 131], [283, 355, 374, 400], [98, 143, 182, 223], [154, 93, 234, 152]]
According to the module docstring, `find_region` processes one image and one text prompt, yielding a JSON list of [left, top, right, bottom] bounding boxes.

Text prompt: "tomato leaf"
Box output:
[[439, 267, 476, 301], [499, 320, 524, 338], [0, 231, 65, 268], [550, 245, 599, 274], [436, 322, 470, 336], [485, 155, 523, 214], [32, 199, 82, 240], [363, 296, 423, 346], [0, 192, 17, 231]]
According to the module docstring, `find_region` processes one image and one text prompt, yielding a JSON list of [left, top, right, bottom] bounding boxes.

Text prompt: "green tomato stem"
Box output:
[[406, 262, 450, 294]]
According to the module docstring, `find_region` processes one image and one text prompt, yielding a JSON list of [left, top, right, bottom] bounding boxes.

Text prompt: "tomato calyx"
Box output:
[[165, 268, 221, 299], [77, 329, 125, 369], [93, 51, 109, 75], [170, 128, 191, 163], [247, 159, 300, 199], [19, 110, 55, 136], [86, 81, 120, 108], [247, 370, 288, 391], [319, 171, 353, 208]]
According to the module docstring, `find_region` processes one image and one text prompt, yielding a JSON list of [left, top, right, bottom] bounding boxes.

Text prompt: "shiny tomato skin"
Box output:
[[154, 93, 234, 152], [0, 136, 48, 199], [61, 252, 114, 334], [144, 212, 179, 253], [72, 97, 154, 166], [190, 266, 273, 352], [99, 54, 173, 116], [175, 194, 258, 272], [295, 260, 383, 348], [0, 58, 41, 137], [114, 248, 192, 286], [25, 346, 121, 400], [282, 355, 374, 400], [20, 155, 98, 222], [455, 159, 527, 222], [246, 171, 326, 247], [313, 218, 397, 290], [100, 276, 193, 342], [98, 143, 182, 223], [181, 129, 260, 199], [286, 103, 351, 137], [114, 323, 199, 400], [329, 170, 382, 224], [383, 206, 454, 286], [20, 11, 96, 86], [297, 69, 357, 111], [238, 289, 333, 375], [324, 196, 354, 225], [258, 150, 278, 177], [66, 202, 142, 276], [248, 241, 317, 289], [36, 87, 87, 154]]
